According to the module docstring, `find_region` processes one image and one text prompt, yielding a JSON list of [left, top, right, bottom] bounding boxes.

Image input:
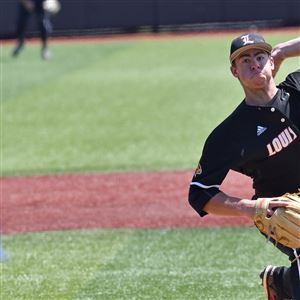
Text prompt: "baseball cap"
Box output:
[[230, 33, 272, 64]]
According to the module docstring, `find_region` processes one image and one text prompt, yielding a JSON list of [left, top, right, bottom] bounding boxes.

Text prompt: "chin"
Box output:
[[252, 74, 267, 86]]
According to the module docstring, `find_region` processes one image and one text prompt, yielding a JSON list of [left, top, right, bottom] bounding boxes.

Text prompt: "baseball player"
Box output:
[[189, 33, 300, 299], [12, 0, 52, 60]]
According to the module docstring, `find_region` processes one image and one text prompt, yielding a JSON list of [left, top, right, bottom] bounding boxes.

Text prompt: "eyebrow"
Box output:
[[239, 51, 267, 59]]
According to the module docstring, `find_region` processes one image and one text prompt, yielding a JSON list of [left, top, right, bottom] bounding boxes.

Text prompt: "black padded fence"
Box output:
[[1, 0, 299, 39]]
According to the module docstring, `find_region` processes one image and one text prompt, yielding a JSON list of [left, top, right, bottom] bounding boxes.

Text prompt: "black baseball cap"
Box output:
[[230, 33, 272, 64]]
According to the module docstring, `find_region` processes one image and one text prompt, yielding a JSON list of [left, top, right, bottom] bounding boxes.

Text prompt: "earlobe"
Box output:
[[230, 66, 238, 78]]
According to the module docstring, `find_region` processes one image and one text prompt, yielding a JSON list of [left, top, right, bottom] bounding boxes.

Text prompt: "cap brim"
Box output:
[[230, 43, 272, 64]]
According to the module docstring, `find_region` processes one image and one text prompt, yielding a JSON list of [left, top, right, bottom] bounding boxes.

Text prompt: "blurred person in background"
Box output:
[[0, 242, 8, 262], [12, 0, 52, 60]]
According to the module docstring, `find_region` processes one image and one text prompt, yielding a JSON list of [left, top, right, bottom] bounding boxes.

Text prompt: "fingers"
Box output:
[[270, 47, 285, 77], [266, 200, 289, 217], [269, 200, 290, 208]]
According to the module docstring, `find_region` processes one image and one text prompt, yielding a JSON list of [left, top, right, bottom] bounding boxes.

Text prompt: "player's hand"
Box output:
[[253, 197, 291, 219], [271, 46, 285, 78], [263, 198, 291, 217], [271, 37, 300, 77], [240, 198, 290, 219]]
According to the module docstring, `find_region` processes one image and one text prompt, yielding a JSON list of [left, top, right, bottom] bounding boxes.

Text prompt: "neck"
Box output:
[[244, 83, 278, 106]]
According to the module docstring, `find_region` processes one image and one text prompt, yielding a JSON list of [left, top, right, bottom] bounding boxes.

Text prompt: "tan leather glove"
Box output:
[[254, 191, 300, 249]]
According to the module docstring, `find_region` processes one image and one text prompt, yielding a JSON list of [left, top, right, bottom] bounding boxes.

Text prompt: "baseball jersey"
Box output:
[[189, 69, 300, 217]]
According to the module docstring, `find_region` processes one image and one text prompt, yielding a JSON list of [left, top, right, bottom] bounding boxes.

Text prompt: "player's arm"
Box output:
[[203, 191, 290, 219], [272, 37, 300, 77], [203, 192, 255, 218]]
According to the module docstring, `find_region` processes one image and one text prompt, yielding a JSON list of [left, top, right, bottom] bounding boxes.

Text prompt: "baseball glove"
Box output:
[[254, 191, 300, 249]]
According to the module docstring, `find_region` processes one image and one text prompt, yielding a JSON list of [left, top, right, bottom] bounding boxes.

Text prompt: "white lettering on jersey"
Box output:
[[240, 35, 255, 45], [267, 127, 297, 156]]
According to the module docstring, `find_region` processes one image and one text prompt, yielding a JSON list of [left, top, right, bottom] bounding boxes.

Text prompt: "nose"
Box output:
[[250, 59, 260, 70]]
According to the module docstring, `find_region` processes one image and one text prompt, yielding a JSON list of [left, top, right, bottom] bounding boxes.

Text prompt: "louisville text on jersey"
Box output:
[[267, 126, 298, 156]]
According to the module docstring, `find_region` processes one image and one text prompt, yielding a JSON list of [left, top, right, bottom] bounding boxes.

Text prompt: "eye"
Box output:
[[241, 57, 250, 63], [257, 55, 264, 61], [256, 53, 268, 62]]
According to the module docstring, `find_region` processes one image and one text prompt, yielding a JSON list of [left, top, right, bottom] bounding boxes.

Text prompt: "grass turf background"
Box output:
[[2, 228, 289, 300], [1, 31, 300, 299], [2, 32, 299, 176]]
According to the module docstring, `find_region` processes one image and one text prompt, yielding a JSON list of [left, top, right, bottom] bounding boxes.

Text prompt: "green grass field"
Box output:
[[1, 31, 299, 299], [2, 32, 298, 176], [1, 228, 289, 299]]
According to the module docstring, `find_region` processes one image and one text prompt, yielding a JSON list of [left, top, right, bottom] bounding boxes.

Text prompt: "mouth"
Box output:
[[252, 69, 263, 75], [252, 71, 265, 78]]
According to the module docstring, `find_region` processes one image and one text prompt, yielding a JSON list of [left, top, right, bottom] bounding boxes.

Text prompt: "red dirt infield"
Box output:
[[2, 170, 254, 234]]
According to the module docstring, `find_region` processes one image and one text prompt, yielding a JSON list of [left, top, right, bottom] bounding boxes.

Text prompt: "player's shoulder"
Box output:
[[278, 69, 300, 91], [205, 101, 249, 146], [210, 101, 249, 134]]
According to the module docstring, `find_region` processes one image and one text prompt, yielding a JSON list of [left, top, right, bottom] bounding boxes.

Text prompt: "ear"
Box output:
[[269, 55, 275, 71], [230, 65, 239, 78]]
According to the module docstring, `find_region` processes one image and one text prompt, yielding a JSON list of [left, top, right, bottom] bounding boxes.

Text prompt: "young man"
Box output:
[[189, 33, 300, 299], [12, 0, 52, 60]]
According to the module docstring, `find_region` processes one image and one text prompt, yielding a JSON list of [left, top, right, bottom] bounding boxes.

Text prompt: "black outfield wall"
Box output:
[[1, 0, 299, 38]]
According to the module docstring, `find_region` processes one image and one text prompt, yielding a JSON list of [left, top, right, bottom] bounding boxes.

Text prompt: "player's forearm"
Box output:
[[271, 37, 300, 77], [203, 192, 255, 218], [272, 37, 300, 60]]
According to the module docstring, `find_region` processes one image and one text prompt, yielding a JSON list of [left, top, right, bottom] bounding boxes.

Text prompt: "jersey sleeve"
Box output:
[[188, 131, 235, 217], [278, 69, 300, 91]]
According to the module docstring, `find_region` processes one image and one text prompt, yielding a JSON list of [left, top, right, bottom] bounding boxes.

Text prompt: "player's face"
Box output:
[[230, 49, 274, 89]]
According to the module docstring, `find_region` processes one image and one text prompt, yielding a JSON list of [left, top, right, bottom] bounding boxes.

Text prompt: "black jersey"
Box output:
[[189, 70, 300, 217]]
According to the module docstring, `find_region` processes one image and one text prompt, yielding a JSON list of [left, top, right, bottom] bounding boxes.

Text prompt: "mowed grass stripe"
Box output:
[[2, 228, 288, 299]]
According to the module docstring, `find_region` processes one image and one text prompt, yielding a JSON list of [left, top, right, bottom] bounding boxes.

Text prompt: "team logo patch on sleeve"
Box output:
[[194, 164, 202, 176]]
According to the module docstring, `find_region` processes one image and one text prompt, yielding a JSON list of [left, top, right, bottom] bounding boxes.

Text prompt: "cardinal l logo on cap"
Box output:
[[240, 35, 255, 45]]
